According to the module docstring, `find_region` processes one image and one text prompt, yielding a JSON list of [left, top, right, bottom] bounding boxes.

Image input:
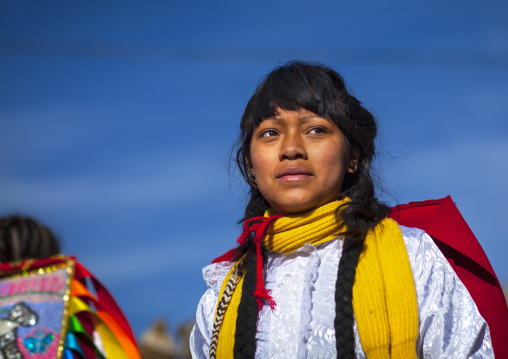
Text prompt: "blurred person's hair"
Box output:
[[0, 216, 60, 263]]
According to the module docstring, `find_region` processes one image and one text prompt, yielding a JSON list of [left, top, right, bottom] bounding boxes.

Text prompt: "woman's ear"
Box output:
[[245, 157, 256, 182], [346, 148, 360, 174]]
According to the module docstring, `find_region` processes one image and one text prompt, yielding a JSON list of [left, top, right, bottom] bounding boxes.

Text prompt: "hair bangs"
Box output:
[[250, 63, 344, 126]]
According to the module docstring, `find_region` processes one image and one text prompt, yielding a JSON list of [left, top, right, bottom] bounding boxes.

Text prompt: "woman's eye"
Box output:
[[308, 127, 328, 135], [260, 129, 279, 138]]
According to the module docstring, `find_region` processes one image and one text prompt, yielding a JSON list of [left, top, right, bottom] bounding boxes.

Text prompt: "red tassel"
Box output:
[[237, 214, 282, 313], [254, 287, 277, 310], [236, 231, 250, 246]]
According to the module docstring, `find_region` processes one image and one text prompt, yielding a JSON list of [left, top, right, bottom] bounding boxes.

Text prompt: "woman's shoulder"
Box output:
[[202, 260, 234, 292], [399, 224, 449, 257], [398, 224, 494, 357], [398, 224, 464, 300], [398, 224, 447, 273], [398, 224, 426, 239]]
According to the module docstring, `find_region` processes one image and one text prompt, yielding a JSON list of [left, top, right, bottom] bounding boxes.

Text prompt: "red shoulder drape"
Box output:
[[389, 196, 508, 359]]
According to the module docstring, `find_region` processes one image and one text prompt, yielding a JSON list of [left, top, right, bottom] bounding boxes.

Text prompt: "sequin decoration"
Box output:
[[24, 329, 55, 354], [0, 256, 141, 359], [0, 302, 39, 359], [0, 264, 68, 359]]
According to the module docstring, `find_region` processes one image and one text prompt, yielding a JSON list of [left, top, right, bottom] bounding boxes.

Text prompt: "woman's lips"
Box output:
[[276, 168, 313, 181]]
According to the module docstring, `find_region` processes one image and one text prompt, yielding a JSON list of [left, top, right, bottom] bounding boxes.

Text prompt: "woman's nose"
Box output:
[[279, 131, 307, 161]]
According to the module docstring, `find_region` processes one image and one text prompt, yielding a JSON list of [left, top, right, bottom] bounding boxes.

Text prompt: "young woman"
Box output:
[[190, 62, 493, 358]]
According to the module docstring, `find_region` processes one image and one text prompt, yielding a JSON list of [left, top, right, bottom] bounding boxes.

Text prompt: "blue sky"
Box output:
[[1, 1, 507, 338]]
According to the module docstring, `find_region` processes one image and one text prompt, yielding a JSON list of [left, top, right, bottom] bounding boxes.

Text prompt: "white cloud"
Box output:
[[0, 146, 231, 213], [0, 104, 115, 160], [387, 139, 508, 194], [76, 226, 237, 285]]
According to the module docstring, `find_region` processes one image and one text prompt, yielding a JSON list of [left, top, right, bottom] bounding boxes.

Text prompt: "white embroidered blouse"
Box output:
[[190, 226, 494, 358]]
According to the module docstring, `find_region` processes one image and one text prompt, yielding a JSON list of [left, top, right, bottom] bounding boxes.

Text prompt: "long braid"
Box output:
[[209, 259, 246, 359], [233, 251, 258, 358], [334, 231, 367, 358]]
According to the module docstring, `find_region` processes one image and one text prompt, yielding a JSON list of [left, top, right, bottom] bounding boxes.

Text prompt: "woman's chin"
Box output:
[[270, 201, 327, 216]]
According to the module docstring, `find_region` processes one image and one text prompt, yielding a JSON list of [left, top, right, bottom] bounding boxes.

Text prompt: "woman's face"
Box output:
[[249, 108, 356, 216]]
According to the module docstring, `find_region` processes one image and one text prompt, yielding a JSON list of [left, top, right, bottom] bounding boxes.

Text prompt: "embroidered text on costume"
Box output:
[[0, 275, 65, 297]]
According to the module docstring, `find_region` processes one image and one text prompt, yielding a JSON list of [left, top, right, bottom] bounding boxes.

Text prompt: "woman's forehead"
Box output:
[[257, 107, 335, 126]]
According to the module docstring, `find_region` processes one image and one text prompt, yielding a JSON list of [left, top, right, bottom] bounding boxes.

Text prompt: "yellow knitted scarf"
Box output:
[[213, 200, 419, 358]]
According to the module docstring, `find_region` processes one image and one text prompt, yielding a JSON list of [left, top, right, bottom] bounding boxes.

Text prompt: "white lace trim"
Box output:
[[202, 261, 233, 295]]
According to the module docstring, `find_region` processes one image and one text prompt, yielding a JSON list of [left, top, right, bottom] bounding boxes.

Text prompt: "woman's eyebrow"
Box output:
[[259, 117, 285, 126], [299, 115, 322, 123]]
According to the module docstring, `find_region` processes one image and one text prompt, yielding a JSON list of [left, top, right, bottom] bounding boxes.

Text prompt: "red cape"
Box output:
[[212, 196, 508, 357], [389, 196, 508, 359]]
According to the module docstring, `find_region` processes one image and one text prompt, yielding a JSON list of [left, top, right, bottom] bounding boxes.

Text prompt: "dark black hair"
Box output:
[[231, 61, 390, 358], [235, 61, 389, 226], [0, 216, 60, 263]]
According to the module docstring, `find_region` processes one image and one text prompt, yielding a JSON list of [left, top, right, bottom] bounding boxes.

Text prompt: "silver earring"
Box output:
[[250, 173, 255, 180]]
